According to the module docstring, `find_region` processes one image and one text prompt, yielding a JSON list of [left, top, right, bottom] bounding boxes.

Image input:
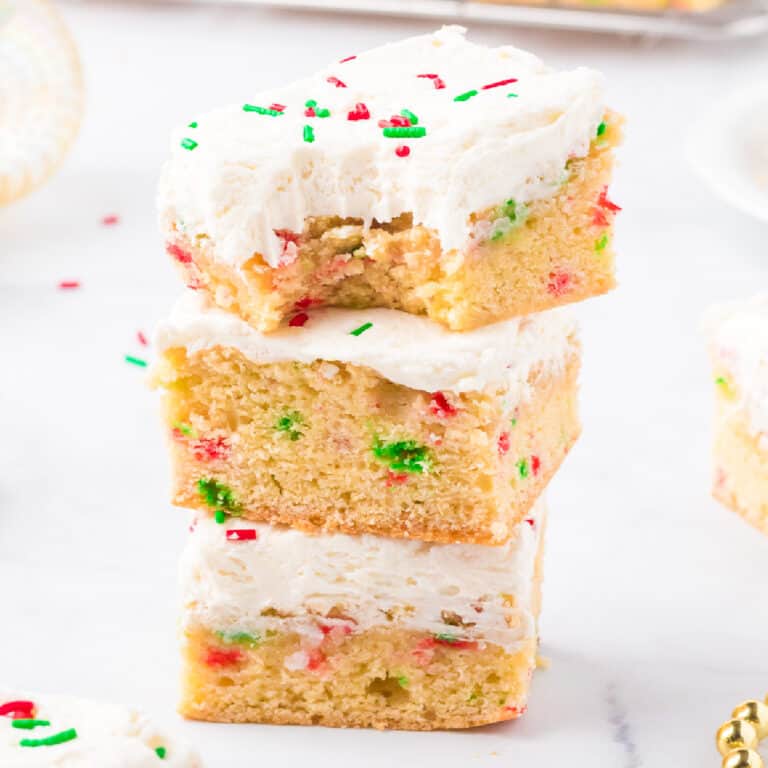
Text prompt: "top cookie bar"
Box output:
[[159, 26, 621, 333]]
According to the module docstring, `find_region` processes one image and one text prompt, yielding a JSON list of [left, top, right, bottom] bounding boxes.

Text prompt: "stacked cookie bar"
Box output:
[[153, 26, 621, 730]]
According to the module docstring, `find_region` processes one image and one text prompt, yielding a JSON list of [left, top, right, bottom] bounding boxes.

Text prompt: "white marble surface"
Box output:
[[1, 4, 768, 766]]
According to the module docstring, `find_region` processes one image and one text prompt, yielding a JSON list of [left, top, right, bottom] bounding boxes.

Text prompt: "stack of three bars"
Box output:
[[152, 26, 621, 730]]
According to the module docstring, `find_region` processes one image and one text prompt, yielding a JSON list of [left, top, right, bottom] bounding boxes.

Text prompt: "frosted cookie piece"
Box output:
[[153, 294, 580, 545], [705, 294, 768, 533], [0, 692, 201, 766], [159, 25, 620, 332], [178, 499, 546, 730]]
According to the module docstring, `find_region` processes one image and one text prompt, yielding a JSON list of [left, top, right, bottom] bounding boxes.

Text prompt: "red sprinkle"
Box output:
[[274, 229, 301, 256], [347, 102, 370, 121], [531, 455, 541, 476], [395, 145, 410, 158], [137, 331, 148, 347], [498, 432, 511, 456], [58, 281, 80, 290], [306, 648, 326, 671], [205, 647, 243, 667], [269, 103, 286, 112], [417, 73, 446, 89], [326, 76, 347, 88], [304, 106, 316, 117], [524, 518, 535, 528], [101, 214, 119, 226], [289, 312, 309, 328], [378, 115, 411, 128], [167, 243, 193, 264], [592, 207, 609, 228], [481, 77, 518, 90], [503, 705, 528, 717], [0, 700, 35, 718], [339, 55, 356, 63], [598, 186, 621, 212], [294, 296, 323, 310], [386, 471, 409, 487], [319, 623, 352, 636], [547, 271, 571, 297], [226, 529, 258, 541], [192, 436, 231, 462], [435, 637, 478, 650], [429, 391, 457, 418]]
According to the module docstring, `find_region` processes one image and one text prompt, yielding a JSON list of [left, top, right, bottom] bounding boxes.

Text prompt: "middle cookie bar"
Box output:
[[154, 293, 580, 545]]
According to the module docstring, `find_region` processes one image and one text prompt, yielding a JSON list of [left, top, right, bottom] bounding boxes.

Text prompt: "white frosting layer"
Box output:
[[158, 26, 605, 268], [705, 294, 768, 436], [156, 292, 577, 395], [179, 498, 544, 651], [0, 692, 200, 767]]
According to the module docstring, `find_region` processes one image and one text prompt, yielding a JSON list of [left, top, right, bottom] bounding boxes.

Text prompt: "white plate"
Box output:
[[687, 83, 768, 223]]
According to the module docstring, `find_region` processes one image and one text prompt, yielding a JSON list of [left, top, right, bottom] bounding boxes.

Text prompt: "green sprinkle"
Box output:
[[124, 355, 148, 368], [435, 633, 457, 643], [350, 322, 373, 336], [180, 138, 198, 151], [372, 438, 430, 474], [595, 234, 609, 252], [214, 510, 227, 524], [507, 92, 518, 98], [715, 376, 728, 387], [20, 729, 77, 748], [400, 109, 419, 126], [490, 230, 505, 241], [315, 108, 331, 118], [303, 125, 315, 143], [517, 459, 529, 479], [454, 90, 478, 102], [155, 747, 167, 759], [502, 199, 520, 222], [510, 417, 517, 427], [174, 422, 196, 437], [382, 126, 426, 139], [596, 121, 607, 137], [276, 410, 304, 441], [242, 104, 283, 117], [187, 121, 198, 128], [396, 676, 409, 689], [12, 720, 50, 730], [217, 630, 261, 648], [197, 478, 241, 514], [305, 99, 317, 108]]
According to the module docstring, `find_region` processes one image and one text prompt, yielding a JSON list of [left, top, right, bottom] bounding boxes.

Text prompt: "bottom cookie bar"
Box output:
[[179, 500, 546, 730]]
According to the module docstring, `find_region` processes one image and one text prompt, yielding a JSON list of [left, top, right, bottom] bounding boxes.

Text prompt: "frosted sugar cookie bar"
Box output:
[[153, 294, 580, 545], [179, 499, 546, 730], [706, 295, 768, 533], [0, 692, 200, 766], [159, 26, 621, 333]]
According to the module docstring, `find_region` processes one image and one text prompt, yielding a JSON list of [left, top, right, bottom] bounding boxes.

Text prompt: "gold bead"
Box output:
[[732, 700, 768, 739], [722, 749, 764, 768], [717, 719, 760, 754]]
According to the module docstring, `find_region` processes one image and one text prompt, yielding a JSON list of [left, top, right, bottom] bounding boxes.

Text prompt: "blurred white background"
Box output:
[[1, 3, 767, 765]]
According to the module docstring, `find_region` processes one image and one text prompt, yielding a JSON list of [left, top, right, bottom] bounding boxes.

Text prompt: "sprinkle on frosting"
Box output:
[[124, 355, 148, 367], [20, 728, 78, 747], [11, 720, 50, 730], [395, 144, 410, 157], [400, 108, 419, 125], [326, 76, 347, 88], [482, 77, 518, 90], [101, 214, 119, 226], [156, 746, 167, 759], [340, 55, 356, 63], [58, 280, 80, 290], [180, 138, 197, 151], [349, 321, 373, 336], [289, 312, 309, 327], [302, 125, 315, 143], [242, 104, 284, 117], [226, 528, 258, 542], [417, 72, 446, 89], [347, 102, 370, 121], [382, 126, 426, 139], [137, 331, 149, 346], [0, 701, 36, 718], [453, 89, 478, 102], [596, 121, 607, 137]]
